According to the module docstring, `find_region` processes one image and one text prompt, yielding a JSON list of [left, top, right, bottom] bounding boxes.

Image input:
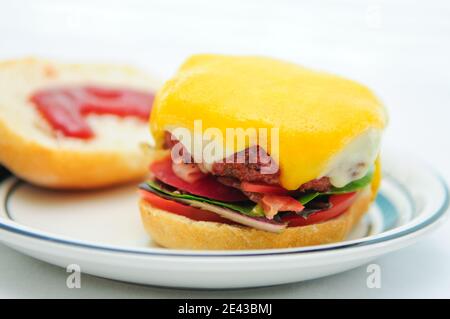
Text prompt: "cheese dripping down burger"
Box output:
[[139, 54, 387, 250]]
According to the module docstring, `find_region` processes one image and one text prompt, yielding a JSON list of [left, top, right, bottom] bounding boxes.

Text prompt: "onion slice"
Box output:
[[177, 198, 287, 233]]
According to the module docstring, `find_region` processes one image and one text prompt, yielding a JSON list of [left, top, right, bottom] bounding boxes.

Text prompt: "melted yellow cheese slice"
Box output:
[[371, 157, 382, 200], [150, 54, 387, 190]]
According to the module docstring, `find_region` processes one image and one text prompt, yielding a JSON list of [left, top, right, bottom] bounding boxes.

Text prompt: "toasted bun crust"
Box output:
[[0, 58, 160, 189], [139, 187, 373, 250]]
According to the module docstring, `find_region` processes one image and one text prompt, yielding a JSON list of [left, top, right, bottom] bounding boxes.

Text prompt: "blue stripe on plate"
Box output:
[[376, 193, 398, 230]]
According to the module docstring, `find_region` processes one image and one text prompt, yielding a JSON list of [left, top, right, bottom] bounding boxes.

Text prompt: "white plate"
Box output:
[[0, 149, 448, 289]]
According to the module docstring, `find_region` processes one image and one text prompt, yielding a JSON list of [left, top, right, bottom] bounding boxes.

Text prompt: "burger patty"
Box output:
[[163, 131, 332, 193], [211, 146, 280, 185], [210, 147, 332, 194], [297, 177, 332, 193]]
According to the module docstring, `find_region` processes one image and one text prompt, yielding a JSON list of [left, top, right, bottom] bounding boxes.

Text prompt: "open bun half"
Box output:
[[0, 58, 160, 189]]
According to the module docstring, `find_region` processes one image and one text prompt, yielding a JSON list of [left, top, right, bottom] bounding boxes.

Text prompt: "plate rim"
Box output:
[[0, 162, 448, 258]]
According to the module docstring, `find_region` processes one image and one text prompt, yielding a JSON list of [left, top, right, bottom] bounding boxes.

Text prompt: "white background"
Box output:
[[0, 0, 449, 298]]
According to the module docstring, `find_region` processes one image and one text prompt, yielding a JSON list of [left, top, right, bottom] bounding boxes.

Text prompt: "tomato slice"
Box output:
[[139, 190, 236, 225], [281, 192, 358, 227], [150, 157, 247, 202], [241, 182, 289, 195]]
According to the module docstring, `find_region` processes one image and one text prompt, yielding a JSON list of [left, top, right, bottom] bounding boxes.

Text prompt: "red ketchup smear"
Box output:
[[30, 86, 154, 139]]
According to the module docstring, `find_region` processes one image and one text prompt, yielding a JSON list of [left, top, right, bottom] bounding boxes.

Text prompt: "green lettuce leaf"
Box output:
[[327, 169, 374, 194], [298, 192, 321, 205], [142, 180, 264, 217], [296, 169, 374, 204]]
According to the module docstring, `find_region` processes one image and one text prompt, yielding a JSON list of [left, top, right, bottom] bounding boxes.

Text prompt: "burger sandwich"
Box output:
[[139, 54, 387, 250]]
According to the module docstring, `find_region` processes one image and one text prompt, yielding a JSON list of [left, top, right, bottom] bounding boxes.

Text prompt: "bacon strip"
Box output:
[[171, 162, 206, 183], [260, 195, 304, 219]]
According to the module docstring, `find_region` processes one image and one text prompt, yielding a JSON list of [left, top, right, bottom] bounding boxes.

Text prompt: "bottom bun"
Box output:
[[139, 187, 373, 250]]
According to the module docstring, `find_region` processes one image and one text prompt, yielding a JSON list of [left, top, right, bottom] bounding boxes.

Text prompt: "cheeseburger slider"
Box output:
[[139, 54, 387, 250]]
